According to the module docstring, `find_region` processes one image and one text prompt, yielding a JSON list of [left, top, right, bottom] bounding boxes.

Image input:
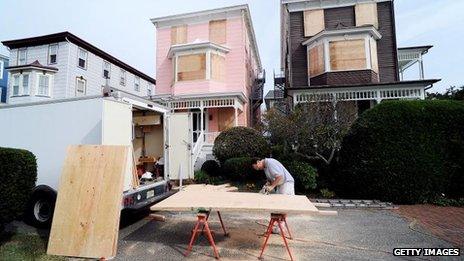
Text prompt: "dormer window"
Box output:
[[48, 44, 58, 64], [177, 53, 206, 81]]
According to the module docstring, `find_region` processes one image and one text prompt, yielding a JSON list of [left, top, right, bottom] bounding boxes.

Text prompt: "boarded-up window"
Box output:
[[171, 25, 187, 45], [218, 108, 235, 131], [177, 54, 206, 81], [304, 10, 325, 37], [308, 44, 325, 77], [355, 3, 378, 28], [211, 53, 226, 81], [369, 38, 379, 73], [329, 40, 366, 71], [209, 20, 226, 44]]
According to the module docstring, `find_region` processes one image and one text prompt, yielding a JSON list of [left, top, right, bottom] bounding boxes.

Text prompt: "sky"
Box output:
[[0, 0, 462, 94]]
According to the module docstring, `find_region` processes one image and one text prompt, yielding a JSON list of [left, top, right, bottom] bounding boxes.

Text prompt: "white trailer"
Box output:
[[0, 91, 192, 228]]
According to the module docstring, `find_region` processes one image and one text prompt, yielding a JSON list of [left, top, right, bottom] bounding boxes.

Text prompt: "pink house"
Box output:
[[150, 5, 264, 146]]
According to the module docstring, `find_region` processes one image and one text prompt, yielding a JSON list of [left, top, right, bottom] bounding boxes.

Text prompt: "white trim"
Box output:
[[283, 0, 391, 12], [77, 47, 88, 70], [10, 73, 30, 97], [36, 73, 53, 97], [0, 60, 3, 80], [302, 26, 381, 47], [48, 43, 59, 65], [168, 42, 230, 58], [76, 77, 87, 96]]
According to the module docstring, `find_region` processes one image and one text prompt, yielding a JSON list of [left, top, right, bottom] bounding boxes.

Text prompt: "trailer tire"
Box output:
[[24, 189, 56, 228]]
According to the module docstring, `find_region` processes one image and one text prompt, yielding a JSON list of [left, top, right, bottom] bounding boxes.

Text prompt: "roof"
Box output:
[[288, 79, 442, 91], [265, 90, 285, 100], [2, 32, 156, 84], [282, 0, 392, 12], [0, 54, 8, 60], [150, 4, 262, 71], [6, 60, 58, 72], [398, 45, 433, 54]]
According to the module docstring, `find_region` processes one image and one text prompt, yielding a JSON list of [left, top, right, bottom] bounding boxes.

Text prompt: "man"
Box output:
[[252, 158, 295, 195]]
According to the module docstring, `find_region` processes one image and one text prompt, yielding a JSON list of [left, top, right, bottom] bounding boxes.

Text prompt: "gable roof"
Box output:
[[2, 32, 156, 84]]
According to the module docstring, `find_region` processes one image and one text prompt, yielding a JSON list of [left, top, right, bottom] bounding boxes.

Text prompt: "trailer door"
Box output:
[[165, 113, 192, 180]]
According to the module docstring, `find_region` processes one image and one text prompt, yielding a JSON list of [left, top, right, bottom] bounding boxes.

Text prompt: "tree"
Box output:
[[263, 100, 357, 165], [427, 85, 464, 100]]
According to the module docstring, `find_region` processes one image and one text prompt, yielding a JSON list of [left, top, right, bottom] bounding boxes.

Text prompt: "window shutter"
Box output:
[[304, 10, 325, 37], [355, 3, 378, 28], [209, 20, 227, 44]]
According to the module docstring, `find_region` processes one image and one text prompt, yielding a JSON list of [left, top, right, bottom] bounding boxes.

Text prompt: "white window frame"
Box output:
[[77, 48, 88, 69], [0, 60, 3, 80], [147, 83, 153, 96], [17, 48, 27, 65], [103, 61, 111, 79], [10, 73, 30, 97], [120, 69, 126, 86], [36, 74, 53, 97], [48, 44, 58, 65], [134, 76, 140, 92], [76, 77, 87, 96]]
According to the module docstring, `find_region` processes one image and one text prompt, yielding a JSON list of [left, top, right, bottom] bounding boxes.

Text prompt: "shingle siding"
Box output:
[[310, 70, 379, 86], [289, 11, 309, 88], [324, 6, 355, 29], [377, 1, 399, 82]]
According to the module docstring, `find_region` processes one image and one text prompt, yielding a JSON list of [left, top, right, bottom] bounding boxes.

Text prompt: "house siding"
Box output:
[[289, 11, 309, 88], [324, 6, 355, 29], [0, 57, 8, 103], [377, 1, 399, 82], [310, 70, 379, 86]]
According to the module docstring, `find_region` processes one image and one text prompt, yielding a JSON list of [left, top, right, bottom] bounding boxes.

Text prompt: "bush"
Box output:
[[194, 170, 210, 184], [222, 157, 264, 182], [0, 148, 37, 229], [334, 100, 464, 204], [282, 161, 317, 193], [201, 160, 221, 177], [213, 127, 270, 163]]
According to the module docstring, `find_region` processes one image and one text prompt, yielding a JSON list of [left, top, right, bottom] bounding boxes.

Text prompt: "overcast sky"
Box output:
[[1, 0, 462, 93]]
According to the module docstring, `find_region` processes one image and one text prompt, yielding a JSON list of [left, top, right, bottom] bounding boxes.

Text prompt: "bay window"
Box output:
[[37, 74, 51, 96], [329, 39, 366, 71], [176, 53, 206, 81], [12, 75, 20, 96], [11, 74, 30, 96]]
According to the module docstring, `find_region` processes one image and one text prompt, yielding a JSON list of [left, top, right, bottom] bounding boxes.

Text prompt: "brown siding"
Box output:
[[289, 11, 309, 88], [310, 70, 379, 86], [377, 1, 399, 82], [324, 6, 355, 29]]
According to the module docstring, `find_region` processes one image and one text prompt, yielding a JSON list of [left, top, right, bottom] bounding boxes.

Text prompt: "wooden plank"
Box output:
[[150, 190, 319, 214], [47, 145, 129, 259], [355, 3, 378, 28], [183, 184, 239, 192], [209, 19, 227, 44], [133, 115, 161, 126], [171, 25, 187, 45], [329, 39, 366, 71], [304, 9, 325, 37], [177, 54, 206, 81], [308, 44, 324, 77], [211, 53, 225, 81]]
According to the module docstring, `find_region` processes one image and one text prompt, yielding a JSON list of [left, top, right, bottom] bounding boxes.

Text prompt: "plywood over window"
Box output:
[[308, 44, 325, 77], [218, 108, 235, 131], [177, 54, 206, 81], [304, 10, 325, 37], [369, 37, 379, 74], [209, 20, 227, 44], [171, 25, 187, 45], [211, 53, 226, 81], [330, 40, 366, 71], [355, 3, 378, 28]]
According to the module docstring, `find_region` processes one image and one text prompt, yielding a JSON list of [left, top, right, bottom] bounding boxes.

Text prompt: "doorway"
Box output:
[[191, 109, 207, 143]]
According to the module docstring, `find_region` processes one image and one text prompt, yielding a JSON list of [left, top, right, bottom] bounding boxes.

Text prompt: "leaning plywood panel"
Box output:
[[47, 145, 129, 259], [151, 191, 319, 214]]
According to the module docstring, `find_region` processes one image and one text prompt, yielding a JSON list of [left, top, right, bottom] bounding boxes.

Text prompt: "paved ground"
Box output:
[[115, 209, 460, 260], [395, 205, 464, 248]]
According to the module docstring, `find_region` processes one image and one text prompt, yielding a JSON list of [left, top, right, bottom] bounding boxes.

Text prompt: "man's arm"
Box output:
[[268, 175, 283, 191]]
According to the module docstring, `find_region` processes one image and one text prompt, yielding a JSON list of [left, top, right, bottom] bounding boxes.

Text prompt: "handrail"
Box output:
[[191, 131, 205, 169]]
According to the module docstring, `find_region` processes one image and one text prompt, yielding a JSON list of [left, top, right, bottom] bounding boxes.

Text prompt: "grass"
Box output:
[[0, 231, 64, 261]]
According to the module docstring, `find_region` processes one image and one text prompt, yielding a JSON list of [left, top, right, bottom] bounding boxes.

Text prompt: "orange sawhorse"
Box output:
[[259, 213, 294, 261], [185, 210, 228, 259]]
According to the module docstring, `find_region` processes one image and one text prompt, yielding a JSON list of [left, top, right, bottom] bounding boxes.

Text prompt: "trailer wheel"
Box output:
[[24, 190, 56, 228]]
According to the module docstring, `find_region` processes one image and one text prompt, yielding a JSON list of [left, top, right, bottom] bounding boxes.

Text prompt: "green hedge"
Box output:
[[213, 127, 270, 163], [334, 100, 464, 204], [222, 157, 263, 182], [201, 160, 221, 177], [0, 147, 37, 229], [283, 161, 318, 194]]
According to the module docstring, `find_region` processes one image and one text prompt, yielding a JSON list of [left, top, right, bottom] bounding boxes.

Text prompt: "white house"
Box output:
[[2, 32, 155, 104]]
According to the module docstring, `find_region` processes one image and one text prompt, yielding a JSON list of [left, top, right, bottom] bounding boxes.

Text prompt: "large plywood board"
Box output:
[[150, 190, 319, 214], [304, 9, 325, 37], [355, 3, 378, 28], [47, 145, 129, 259], [308, 44, 325, 77], [330, 39, 366, 71], [171, 25, 187, 45], [177, 54, 206, 81], [209, 19, 227, 44]]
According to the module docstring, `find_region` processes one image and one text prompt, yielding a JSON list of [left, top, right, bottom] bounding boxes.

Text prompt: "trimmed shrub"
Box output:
[[222, 157, 264, 182], [194, 170, 210, 184], [213, 127, 270, 163], [201, 160, 221, 177], [334, 100, 464, 204], [0, 147, 37, 229], [282, 161, 318, 193]]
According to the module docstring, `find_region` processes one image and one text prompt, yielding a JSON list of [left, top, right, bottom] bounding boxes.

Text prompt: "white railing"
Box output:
[[204, 132, 220, 145], [191, 131, 205, 170]]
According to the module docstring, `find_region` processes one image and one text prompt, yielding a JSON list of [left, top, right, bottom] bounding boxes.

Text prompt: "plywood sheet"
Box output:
[[355, 3, 378, 28], [177, 54, 206, 81], [304, 9, 325, 37], [182, 184, 238, 192], [209, 20, 227, 44], [150, 190, 319, 214], [171, 25, 187, 45], [47, 145, 129, 259], [211, 53, 226, 81], [308, 44, 325, 77], [330, 39, 366, 71], [369, 37, 379, 74]]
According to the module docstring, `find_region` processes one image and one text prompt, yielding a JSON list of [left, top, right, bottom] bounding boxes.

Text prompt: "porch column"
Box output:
[[200, 106, 204, 139], [234, 106, 238, 126]]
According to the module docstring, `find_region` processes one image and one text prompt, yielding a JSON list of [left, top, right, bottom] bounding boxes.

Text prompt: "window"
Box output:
[[176, 53, 206, 82], [77, 48, 88, 69], [11, 74, 29, 96], [211, 53, 225, 81], [120, 69, 126, 86], [0, 60, 3, 80], [37, 75, 51, 96], [209, 20, 227, 44], [171, 25, 187, 45], [134, 77, 140, 92], [329, 40, 366, 71], [12, 75, 20, 96], [147, 84, 153, 96], [76, 77, 86, 96], [48, 44, 58, 64], [304, 10, 325, 37], [18, 48, 27, 65], [103, 61, 111, 79], [308, 44, 325, 77]]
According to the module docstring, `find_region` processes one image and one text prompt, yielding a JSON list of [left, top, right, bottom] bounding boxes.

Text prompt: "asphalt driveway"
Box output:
[[115, 209, 459, 260]]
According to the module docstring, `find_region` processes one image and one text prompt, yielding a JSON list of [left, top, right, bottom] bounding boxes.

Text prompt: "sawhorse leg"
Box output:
[[201, 211, 229, 236], [185, 213, 220, 259], [259, 213, 294, 261]]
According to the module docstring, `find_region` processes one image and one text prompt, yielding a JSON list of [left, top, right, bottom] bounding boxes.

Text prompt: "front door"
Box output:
[[165, 113, 192, 180]]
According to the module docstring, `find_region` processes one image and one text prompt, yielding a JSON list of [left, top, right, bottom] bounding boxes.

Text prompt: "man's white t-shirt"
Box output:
[[263, 158, 295, 184]]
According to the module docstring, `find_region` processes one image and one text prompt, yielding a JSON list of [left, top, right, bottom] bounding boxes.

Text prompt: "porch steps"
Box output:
[[194, 144, 215, 171]]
